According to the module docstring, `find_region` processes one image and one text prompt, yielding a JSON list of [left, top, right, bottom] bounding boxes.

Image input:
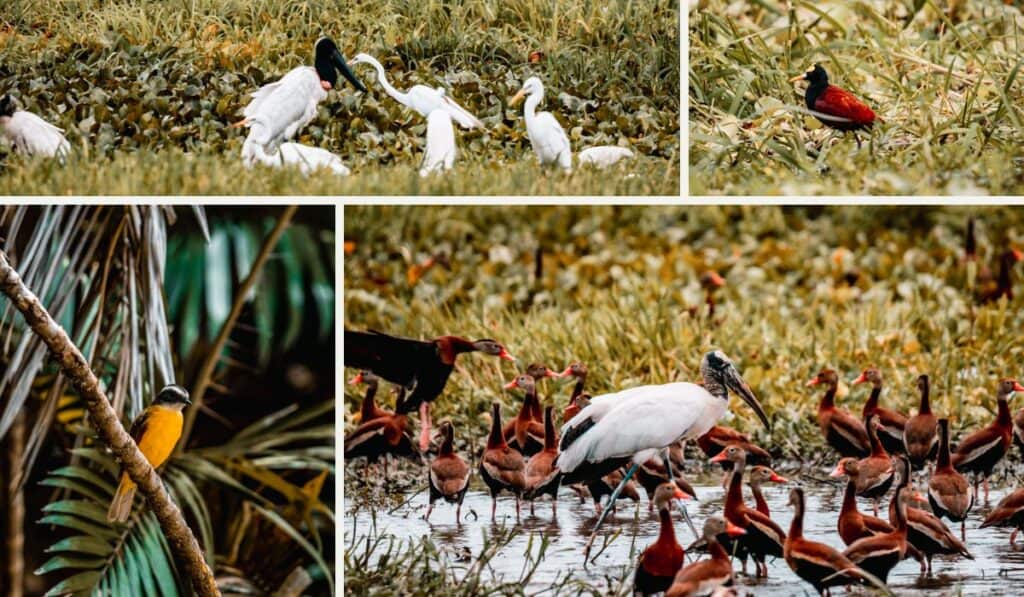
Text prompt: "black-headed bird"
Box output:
[[107, 385, 191, 523]]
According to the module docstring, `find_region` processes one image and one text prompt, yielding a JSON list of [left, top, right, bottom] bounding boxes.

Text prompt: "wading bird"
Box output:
[[980, 487, 1024, 546], [952, 378, 1024, 502], [524, 406, 561, 517], [557, 350, 770, 556], [349, 371, 390, 423], [241, 138, 350, 176], [0, 94, 70, 160], [889, 483, 972, 573], [480, 402, 526, 520], [503, 374, 547, 456], [789, 63, 876, 148], [904, 374, 938, 470], [810, 369, 869, 458], [665, 515, 745, 597], [426, 421, 470, 522], [784, 487, 871, 596], [853, 367, 907, 455], [344, 329, 514, 451], [635, 483, 691, 596], [843, 457, 911, 584], [349, 53, 483, 129], [929, 418, 973, 539], [237, 37, 365, 154], [343, 386, 418, 473], [419, 108, 456, 177]]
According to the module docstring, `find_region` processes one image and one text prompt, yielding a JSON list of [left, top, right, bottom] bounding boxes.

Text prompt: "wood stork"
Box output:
[[555, 350, 771, 556], [0, 95, 70, 160], [241, 137, 350, 176], [237, 37, 366, 154], [349, 53, 483, 129], [509, 77, 572, 171], [419, 109, 456, 177]]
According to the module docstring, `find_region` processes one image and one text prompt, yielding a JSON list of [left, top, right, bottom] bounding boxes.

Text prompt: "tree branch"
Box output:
[[0, 250, 220, 596], [179, 205, 298, 450]]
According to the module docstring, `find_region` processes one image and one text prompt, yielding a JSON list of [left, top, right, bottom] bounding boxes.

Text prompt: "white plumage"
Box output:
[[241, 138, 350, 176], [577, 145, 634, 168], [510, 77, 572, 171], [350, 53, 483, 129], [419, 109, 456, 177], [0, 98, 70, 160], [242, 67, 327, 154]]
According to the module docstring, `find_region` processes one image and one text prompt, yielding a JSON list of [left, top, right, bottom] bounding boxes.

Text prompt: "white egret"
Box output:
[[349, 53, 483, 129], [509, 77, 572, 171], [241, 137, 350, 176], [578, 146, 634, 168], [0, 95, 70, 160], [236, 37, 366, 154], [555, 350, 771, 556], [419, 109, 456, 177]]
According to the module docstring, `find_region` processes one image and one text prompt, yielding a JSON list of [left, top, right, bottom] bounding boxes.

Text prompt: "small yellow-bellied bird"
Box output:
[[107, 385, 191, 523]]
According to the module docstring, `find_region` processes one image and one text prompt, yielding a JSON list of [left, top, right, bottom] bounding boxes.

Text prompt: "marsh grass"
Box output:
[[0, 0, 678, 194], [689, 0, 1024, 195]]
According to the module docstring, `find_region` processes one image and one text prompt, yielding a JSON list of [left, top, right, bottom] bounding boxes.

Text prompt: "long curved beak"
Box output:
[[510, 89, 527, 106], [333, 50, 367, 92], [725, 369, 770, 430]]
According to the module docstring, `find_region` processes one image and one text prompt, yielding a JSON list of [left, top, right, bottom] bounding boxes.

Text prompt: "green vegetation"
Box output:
[[689, 0, 1024, 195], [0, 0, 678, 194]]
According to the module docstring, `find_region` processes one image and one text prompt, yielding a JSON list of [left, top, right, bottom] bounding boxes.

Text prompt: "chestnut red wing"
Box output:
[[344, 329, 438, 386], [813, 85, 876, 125]]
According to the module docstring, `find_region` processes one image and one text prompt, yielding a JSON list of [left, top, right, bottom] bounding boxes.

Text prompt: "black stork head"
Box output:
[[701, 350, 770, 431], [314, 37, 367, 92], [0, 95, 16, 118], [789, 63, 830, 109], [154, 384, 192, 408]]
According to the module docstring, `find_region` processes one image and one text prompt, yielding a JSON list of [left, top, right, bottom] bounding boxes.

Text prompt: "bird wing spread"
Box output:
[[440, 94, 483, 129], [343, 329, 437, 386]]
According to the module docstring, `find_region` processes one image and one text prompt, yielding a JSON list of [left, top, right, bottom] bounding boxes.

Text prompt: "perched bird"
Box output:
[[904, 374, 938, 470], [241, 139, 350, 176], [980, 487, 1024, 546], [349, 370, 390, 424], [789, 63, 876, 148], [665, 515, 745, 597], [349, 53, 484, 129], [784, 487, 871, 595], [344, 329, 514, 451], [426, 421, 470, 522], [523, 406, 561, 516], [951, 378, 1024, 502], [108, 385, 191, 523], [237, 37, 365, 154], [419, 108, 456, 177], [510, 77, 573, 172], [928, 418, 973, 539], [0, 94, 70, 160], [809, 369, 869, 458], [635, 483, 690, 596], [480, 402, 526, 520], [853, 366, 907, 455]]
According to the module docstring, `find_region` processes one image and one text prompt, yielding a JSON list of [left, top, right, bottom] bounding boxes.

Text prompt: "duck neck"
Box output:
[[571, 375, 586, 401], [439, 426, 454, 456], [819, 383, 837, 410], [998, 252, 1014, 297], [997, 396, 1011, 429], [487, 406, 506, 449], [543, 408, 556, 451], [359, 381, 379, 421], [789, 492, 805, 539], [656, 506, 678, 549], [863, 384, 881, 417], [918, 381, 931, 415], [893, 486, 908, 533], [936, 421, 951, 470], [436, 336, 475, 365], [868, 421, 887, 458], [725, 458, 745, 512], [708, 537, 728, 561], [751, 483, 769, 516]]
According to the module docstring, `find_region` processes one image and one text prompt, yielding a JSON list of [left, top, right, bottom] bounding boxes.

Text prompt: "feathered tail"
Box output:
[[107, 473, 137, 523]]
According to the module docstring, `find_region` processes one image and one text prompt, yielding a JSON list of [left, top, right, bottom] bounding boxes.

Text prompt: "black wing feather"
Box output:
[[343, 329, 437, 386], [128, 408, 152, 444]]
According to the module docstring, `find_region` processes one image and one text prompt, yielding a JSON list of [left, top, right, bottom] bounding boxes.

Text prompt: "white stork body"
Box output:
[[350, 54, 483, 130], [557, 382, 726, 475], [578, 146, 634, 168], [0, 110, 70, 160], [419, 109, 456, 177], [241, 137, 350, 176], [242, 67, 327, 153], [510, 77, 572, 172]]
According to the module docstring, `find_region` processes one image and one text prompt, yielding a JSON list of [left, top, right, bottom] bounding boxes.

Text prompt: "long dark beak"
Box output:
[[725, 370, 770, 430], [333, 50, 367, 92]]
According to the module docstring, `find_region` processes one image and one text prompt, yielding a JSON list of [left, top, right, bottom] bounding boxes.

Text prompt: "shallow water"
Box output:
[[344, 471, 1024, 595]]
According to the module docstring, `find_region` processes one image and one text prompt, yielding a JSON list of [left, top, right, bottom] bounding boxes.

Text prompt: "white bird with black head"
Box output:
[[237, 37, 366, 154], [0, 95, 70, 160]]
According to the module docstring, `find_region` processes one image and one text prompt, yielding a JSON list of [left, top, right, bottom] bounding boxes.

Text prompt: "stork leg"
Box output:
[[419, 402, 432, 452], [583, 462, 641, 560], [662, 448, 698, 539]]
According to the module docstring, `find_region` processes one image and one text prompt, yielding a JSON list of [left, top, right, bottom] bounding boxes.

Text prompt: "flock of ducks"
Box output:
[[0, 37, 635, 177]]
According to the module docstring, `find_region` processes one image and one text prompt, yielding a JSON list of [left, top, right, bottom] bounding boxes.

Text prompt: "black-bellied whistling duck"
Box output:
[[586, 467, 641, 515], [349, 370, 391, 423], [426, 421, 470, 522], [929, 418, 973, 540], [747, 465, 787, 516], [784, 486, 869, 596], [711, 445, 786, 577], [980, 488, 1024, 546], [503, 374, 546, 456], [344, 387, 418, 472], [636, 454, 698, 512], [524, 363, 557, 420], [843, 456, 911, 584], [697, 425, 772, 471], [1013, 406, 1024, 454], [665, 515, 745, 597], [978, 248, 1022, 303], [830, 458, 896, 545], [524, 406, 560, 517], [889, 483, 973, 573], [855, 414, 895, 516], [952, 378, 1024, 502], [345, 329, 515, 450], [559, 361, 589, 423], [853, 367, 907, 455], [634, 483, 690, 596], [480, 402, 526, 520], [904, 374, 938, 471], [809, 369, 869, 458]]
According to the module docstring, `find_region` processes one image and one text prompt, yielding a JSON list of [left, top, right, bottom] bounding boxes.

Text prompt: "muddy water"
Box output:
[[344, 472, 1024, 595]]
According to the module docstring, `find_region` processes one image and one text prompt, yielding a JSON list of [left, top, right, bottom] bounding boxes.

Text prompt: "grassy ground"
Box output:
[[0, 0, 679, 195], [689, 0, 1024, 195]]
